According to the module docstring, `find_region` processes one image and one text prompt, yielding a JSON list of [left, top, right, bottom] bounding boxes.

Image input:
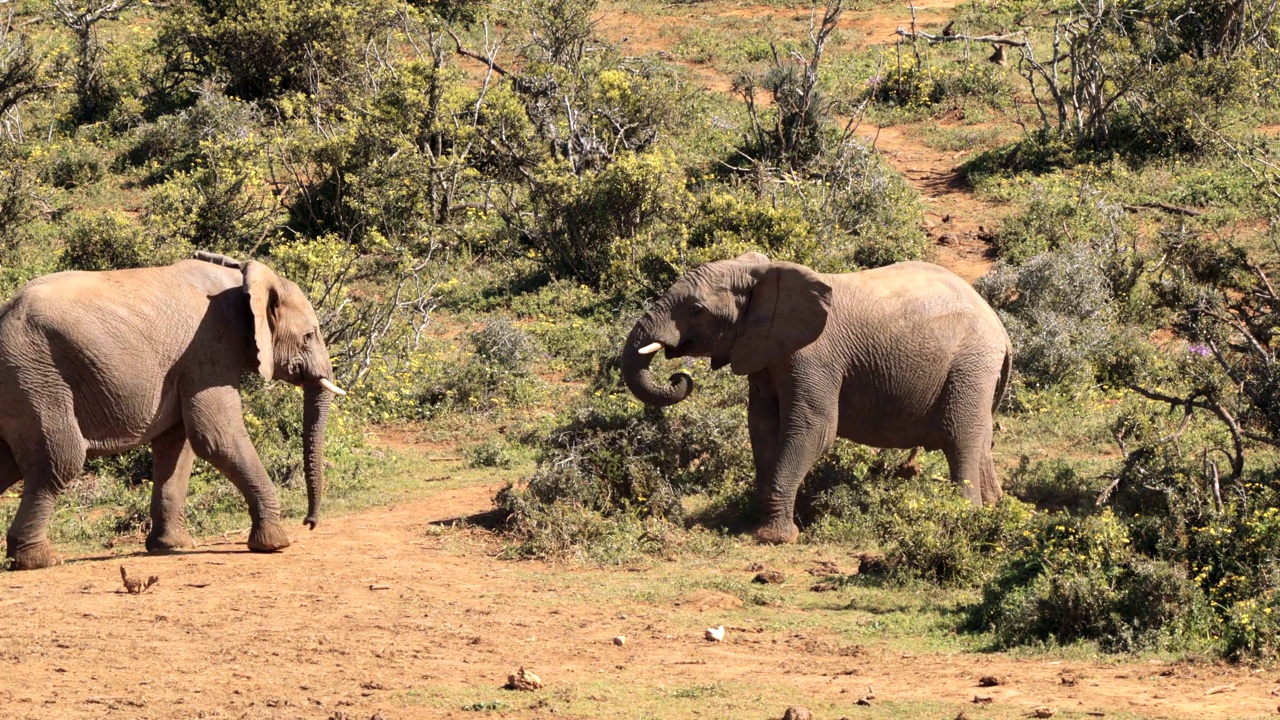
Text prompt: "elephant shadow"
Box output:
[[427, 508, 507, 531], [63, 545, 254, 566]]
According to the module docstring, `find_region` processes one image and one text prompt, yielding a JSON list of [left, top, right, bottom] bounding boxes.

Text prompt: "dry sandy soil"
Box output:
[[4, 476, 1280, 719]]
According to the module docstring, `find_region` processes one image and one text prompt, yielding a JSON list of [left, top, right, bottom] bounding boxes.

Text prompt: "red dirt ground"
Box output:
[[5, 480, 1280, 719]]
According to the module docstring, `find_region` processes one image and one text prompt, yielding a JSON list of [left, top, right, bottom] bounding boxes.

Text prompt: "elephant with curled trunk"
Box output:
[[0, 252, 346, 570], [622, 253, 1012, 544]]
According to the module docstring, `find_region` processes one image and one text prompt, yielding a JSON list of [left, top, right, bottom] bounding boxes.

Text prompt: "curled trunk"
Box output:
[[302, 383, 333, 529], [621, 321, 693, 407]]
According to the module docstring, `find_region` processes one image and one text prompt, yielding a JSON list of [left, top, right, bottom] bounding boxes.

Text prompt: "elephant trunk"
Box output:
[[302, 382, 333, 529], [621, 318, 693, 407]]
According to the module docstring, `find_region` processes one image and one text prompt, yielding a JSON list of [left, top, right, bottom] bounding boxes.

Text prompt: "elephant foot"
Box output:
[[146, 527, 196, 554], [247, 521, 291, 553], [753, 520, 800, 545], [6, 540, 62, 571]]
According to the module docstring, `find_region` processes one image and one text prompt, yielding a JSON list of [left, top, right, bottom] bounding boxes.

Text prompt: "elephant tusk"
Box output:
[[638, 342, 663, 355], [318, 378, 347, 396]]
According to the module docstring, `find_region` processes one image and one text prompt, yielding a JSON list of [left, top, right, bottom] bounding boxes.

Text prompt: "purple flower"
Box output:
[[1188, 343, 1211, 357]]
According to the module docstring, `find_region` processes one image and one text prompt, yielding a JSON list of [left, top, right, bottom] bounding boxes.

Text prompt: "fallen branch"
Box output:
[[894, 28, 1030, 48], [1122, 202, 1205, 217]]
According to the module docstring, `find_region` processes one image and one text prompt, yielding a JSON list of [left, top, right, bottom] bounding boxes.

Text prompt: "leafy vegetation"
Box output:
[[0, 0, 1278, 663]]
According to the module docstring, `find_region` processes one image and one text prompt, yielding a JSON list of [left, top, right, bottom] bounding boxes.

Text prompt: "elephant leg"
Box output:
[[183, 388, 290, 553], [5, 427, 86, 571], [146, 425, 197, 554], [747, 372, 780, 521], [943, 419, 999, 506], [941, 363, 1003, 506], [754, 392, 838, 545], [0, 440, 20, 495]]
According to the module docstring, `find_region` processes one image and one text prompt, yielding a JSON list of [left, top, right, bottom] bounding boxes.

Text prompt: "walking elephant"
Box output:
[[0, 252, 346, 570], [621, 253, 1012, 544]]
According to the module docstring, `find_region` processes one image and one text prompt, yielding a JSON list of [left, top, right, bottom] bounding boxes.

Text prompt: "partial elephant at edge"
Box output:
[[0, 252, 346, 570]]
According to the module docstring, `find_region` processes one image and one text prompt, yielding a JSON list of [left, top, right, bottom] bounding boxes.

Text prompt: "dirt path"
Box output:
[[4, 479, 1278, 719], [597, 0, 1004, 281], [865, 122, 1005, 281]]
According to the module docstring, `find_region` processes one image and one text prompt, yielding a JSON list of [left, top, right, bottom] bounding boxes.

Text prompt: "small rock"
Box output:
[[855, 696, 872, 706], [612, 636, 626, 647], [810, 581, 840, 592], [753, 570, 786, 584], [505, 667, 543, 691], [955, 713, 970, 720], [978, 675, 1003, 687], [1031, 707, 1057, 718], [746, 561, 766, 572], [973, 694, 993, 704], [782, 707, 813, 720], [1059, 672, 1078, 687], [705, 626, 725, 642]]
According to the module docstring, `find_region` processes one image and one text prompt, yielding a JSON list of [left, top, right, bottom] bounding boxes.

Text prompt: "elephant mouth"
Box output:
[[641, 340, 697, 360]]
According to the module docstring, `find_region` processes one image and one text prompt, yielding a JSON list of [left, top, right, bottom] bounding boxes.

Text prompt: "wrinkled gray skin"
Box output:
[[0, 254, 340, 570], [622, 253, 1012, 544]]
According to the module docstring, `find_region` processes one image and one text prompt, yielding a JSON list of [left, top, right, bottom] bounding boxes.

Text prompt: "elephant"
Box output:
[[0, 252, 346, 570], [621, 253, 1012, 544]]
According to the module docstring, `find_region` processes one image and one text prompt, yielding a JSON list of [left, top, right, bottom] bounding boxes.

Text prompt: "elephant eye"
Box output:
[[689, 303, 705, 317], [303, 330, 316, 344]]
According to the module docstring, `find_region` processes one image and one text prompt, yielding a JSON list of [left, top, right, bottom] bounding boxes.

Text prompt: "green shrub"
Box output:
[[808, 466, 1035, 586], [58, 211, 190, 271], [991, 181, 1128, 264], [0, 146, 35, 266], [974, 511, 1210, 652], [977, 244, 1128, 388], [157, 0, 398, 103], [145, 135, 281, 252], [467, 438, 515, 469], [40, 143, 105, 189], [868, 53, 1010, 112], [497, 392, 753, 560], [1004, 456, 1101, 513], [125, 89, 262, 181], [416, 319, 542, 414], [527, 150, 692, 290]]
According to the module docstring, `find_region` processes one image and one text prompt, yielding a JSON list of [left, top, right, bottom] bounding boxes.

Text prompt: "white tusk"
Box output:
[[318, 378, 347, 396], [638, 342, 663, 355]]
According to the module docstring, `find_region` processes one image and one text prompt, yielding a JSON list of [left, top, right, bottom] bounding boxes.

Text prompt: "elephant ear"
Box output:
[[242, 260, 281, 380], [729, 262, 833, 376]]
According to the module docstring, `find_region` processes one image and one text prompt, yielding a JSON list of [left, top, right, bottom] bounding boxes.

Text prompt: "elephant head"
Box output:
[[622, 252, 833, 404], [242, 260, 345, 529]]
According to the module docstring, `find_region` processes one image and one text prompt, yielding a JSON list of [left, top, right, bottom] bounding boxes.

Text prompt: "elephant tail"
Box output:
[[992, 344, 1013, 414], [194, 251, 242, 269]]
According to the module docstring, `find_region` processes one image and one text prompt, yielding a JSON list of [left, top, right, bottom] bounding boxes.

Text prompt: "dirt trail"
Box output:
[[4, 480, 1279, 719], [865, 121, 1005, 281], [597, 0, 1002, 281]]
